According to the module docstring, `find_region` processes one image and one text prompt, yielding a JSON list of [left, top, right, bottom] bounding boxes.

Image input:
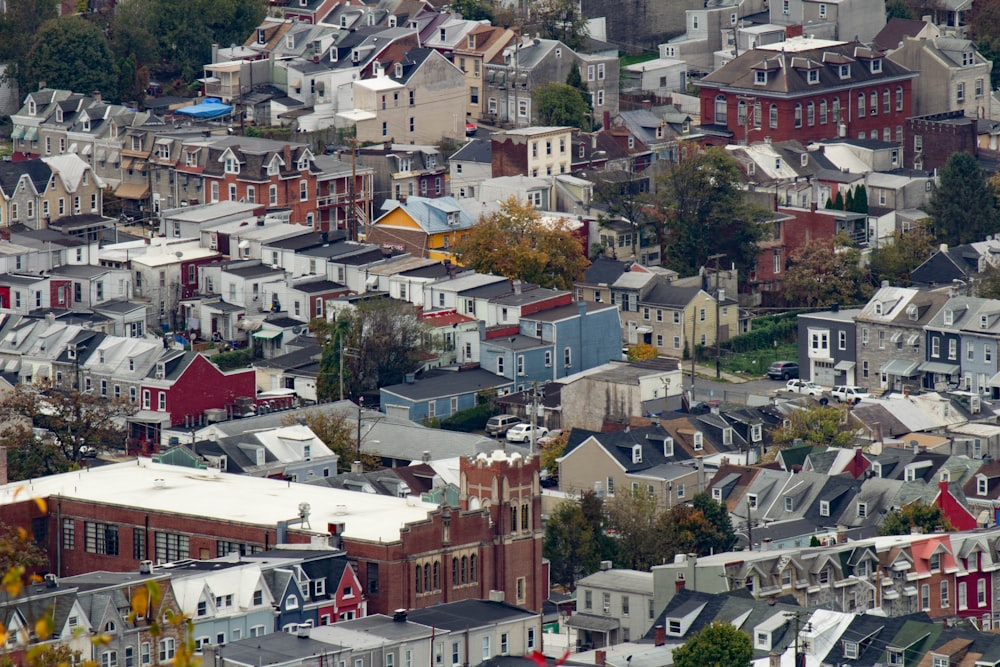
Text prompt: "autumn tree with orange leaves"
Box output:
[[453, 198, 589, 290]]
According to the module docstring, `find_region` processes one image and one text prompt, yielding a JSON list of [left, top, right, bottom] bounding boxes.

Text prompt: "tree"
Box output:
[[831, 190, 845, 210], [886, 0, 916, 19], [605, 488, 664, 570], [927, 151, 1000, 246], [868, 223, 935, 286], [691, 492, 737, 553], [782, 235, 871, 308], [851, 184, 869, 213], [536, 0, 588, 50], [23, 17, 119, 100], [451, 0, 495, 21], [0, 520, 47, 574], [533, 82, 591, 130], [544, 499, 598, 590], [657, 505, 721, 559], [672, 621, 753, 667], [539, 431, 568, 480], [770, 404, 858, 451], [453, 197, 589, 290], [566, 65, 592, 117], [879, 501, 954, 536], [0, 0, 57, 91], [977, 261, 1000, 299], [0, 385, 135, 480], [281, 407, 380, 473], [654, 147, 767, 286]]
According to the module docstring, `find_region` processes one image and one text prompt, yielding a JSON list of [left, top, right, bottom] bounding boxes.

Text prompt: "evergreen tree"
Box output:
[[853, 184, 869, 213], [825, 196, 834, 209], [927, 151, 1000, 245], [845, 188, 855, 212], [833, 190, 845, 210], [566, 65, 592, 115]]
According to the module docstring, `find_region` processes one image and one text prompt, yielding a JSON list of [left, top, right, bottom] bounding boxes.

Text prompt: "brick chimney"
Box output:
[[654, 625, 665, 646], [595, 651, 606, 667]]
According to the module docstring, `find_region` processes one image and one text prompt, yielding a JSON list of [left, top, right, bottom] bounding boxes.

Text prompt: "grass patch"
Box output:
[[620, 52, 659, 67], [719, 343, 799, 377]]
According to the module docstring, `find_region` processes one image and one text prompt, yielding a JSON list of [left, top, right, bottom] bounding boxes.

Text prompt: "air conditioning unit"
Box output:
[[602, 604, 610, 613]]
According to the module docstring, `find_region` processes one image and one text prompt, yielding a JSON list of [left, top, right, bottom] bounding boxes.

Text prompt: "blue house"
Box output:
[[380, 367, 513, 422]]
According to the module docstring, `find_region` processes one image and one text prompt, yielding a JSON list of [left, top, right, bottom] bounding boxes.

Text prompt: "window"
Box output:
[[930, 553, 941, 571], [858, 92, 866, 116], [769, 104, 778, 129], [85, 522, 120, 555], [941, 580, 949, 607], [482, 637, 491, 660], [978, 578, 987, 605], [921, 583, 930, 610], [843, 642, 858, 659], [784, 496, 794, 511], [957, 82, 965, 102], [158, 639, 175, 663], [857, 502, 867, 518], [870, 91, 878, 115], [155, 532, 189, 562], [820, 500, 830, 517], [747, 494, 758, 509], [270, 185, 278, 206], [794, 103, 802, 128], [948, 339, 957, 360], [140, 644, 150, 667], [564, 347, 572, 367]]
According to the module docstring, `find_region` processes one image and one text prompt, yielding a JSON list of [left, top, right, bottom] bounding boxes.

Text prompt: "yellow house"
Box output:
[[367, 196, 476, 262]]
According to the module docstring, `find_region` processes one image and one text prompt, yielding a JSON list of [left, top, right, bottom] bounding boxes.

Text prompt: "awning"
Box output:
[[918, 361, 960, 375], [10, 125, 24, 139], [108, 151, 120, 164], [155, 137, 171, 146], [120, 157, 134, 170], [902, 585, 918, 596], [81, 144, 92, 155], [880, 359, 920, 376], [252, 329, 283, 340], [95, 148, 107, 162], [835, 360, 856, 371], [907, 333, 920, 346], [127, 410, 172, 424], [67, 142, 78, 153], [565, 614, 620, 632], [890, 331, 902, 343], [115, 182, 150, 199], [23, 126, 38, 141], [988, 371, 1000, 388]]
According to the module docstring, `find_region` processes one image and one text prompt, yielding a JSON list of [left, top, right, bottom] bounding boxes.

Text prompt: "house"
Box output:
[[569, 569, 655, 648], [406, 599, 543, 663], [341, 48, 467, 144], [696, 37, 917, 146], [622, 58, 689, 98], [887, 33, 992, 118], [797, 307, 862, 386], [558, 424, 701, 509], [449, 139, 491, 200], [452, 24, 518, 121], [854, 286, 949, 393], [911, 238, 1000, 287], [354, 143, 447, 211], [904, 110, 979, 171], [480, 37, 618, 129], [367, 196, 476, 262], [491, 127, 574, 179], [767, 0, 887, 44], [379, 366, 513, 422]]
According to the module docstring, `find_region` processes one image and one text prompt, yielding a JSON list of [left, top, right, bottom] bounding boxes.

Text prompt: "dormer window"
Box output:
[[663, 437, 674, 457], [330, 48, 338, 62], [800, 153, 808, 167], [352, 50, 360, 63], [467, 34, 476, 49], [930, 553, 941, 571], [286, 35, 294, 49], [224, 156, 239, 174], [839, 64, 851, 79], [27, 99, 36, 115], [874, 301, 882, 315], [807, 69, 819, 84], [754, 70, 767, 85], [944, 309, 954, 326], [82, 118, 91, 131], [820, 500, 830, 516], [341, 15, 348, 27], [784, 496, 794, 511], [978, 476, 988, 496], [963, 51, 975, 66], [751, 423, 762, 442], [982, 314, 990, 328], [857, 502, 867, 518], [723, 427, 733, 445], [395, 62, 403, 78], [872, 462, 881, 477], [907, 303, 918, 320], [388, 15, 397, 27], [297, 156, 309, 170], [56, 108, 63, 123], [632, 444, 642, 464], [439, 28, 446, 41], [871, 58, 882, 73], [257, 28, 266, 44], [693, 432, 703, 450]]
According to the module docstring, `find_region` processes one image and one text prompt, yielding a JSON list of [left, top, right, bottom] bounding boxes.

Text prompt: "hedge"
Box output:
[[440, 403, 498, 432]]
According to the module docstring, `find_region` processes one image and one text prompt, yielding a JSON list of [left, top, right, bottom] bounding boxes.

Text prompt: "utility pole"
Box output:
[[784, 611, 811, 667], [746, 496, 753, 552], [690, 299, 696, 391], [708, 253, 725, 379], [346, 137, 359, 240], [529, 382, 543, 456]]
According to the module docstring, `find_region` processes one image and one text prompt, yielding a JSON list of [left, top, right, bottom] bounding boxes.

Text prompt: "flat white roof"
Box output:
[[131, 247, 221, 267], [757, 36, 845, 52], [0, 459, 439, 543]]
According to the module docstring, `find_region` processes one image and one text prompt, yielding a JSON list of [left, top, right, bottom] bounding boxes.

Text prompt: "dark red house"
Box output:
[[697, 39, 916, 146]]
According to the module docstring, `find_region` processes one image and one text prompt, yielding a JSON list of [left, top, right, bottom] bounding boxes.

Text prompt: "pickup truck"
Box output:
[[831, 386, 871, 403], [785, 379, 825, 396]]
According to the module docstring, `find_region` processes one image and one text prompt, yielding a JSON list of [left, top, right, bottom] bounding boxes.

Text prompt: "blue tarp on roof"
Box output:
[[175, 99, 234, 119]]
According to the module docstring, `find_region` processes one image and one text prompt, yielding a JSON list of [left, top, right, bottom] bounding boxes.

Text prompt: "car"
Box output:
[[465, 121, 477, 136], [785, 379, 824, 396], [537, 429, 564, 447], [506, 423, 549, 443], [831, 385, 871, 403], [485, 414, 522, 436], [768, 361, 799, 380]]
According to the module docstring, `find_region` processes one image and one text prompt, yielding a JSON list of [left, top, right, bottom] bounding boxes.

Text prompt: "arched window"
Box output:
[[521, 502, 530, 530], [769, 104, 778, 129], [415, 565, 422, 593], [737, 100, 747, 126], [858, 92, 866, 117], [806, 102, 815, 126], [461, 555, 469, 584], [714, 95, 728, 124], [794, 103, 802, 128], [753, 101, 762, 128], [819, 100, 828, 124], [510, 505, 517, 533], [423, 564, 430, 592], [470, 554, 478, 582], [433, 562, 440, 590], [831, 97, 841, 119]]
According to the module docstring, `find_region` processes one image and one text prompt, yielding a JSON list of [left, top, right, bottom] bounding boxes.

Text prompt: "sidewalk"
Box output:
[[683, 363, 749, 384]]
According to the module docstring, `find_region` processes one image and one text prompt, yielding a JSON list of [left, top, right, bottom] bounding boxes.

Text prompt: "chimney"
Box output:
[[351, 460, 363, 473], [0, 446, 7, 486], [393, 609, 408, 622], [600, 560, 613, 571], [939, 243, 948, 253], [769, 653, 781, 667], [603, 110, 610, 130], [872, 421, 883, 444], [831, 302, 839, 312], [642, 99, 652, 110], [595, 651, 606, 667], [654, 626, 666, 646], [92, 90, 102, 102]]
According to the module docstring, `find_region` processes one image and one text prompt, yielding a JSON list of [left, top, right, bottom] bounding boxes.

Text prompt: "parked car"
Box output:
[[537, 429, 564, 447], [485, 414, 522, 436], [831, 385, 871, 403], [506, 423, 549, 443], [465, 121, 477, 136], [768, 361, 799, 380], [785, 379, 824, 396]]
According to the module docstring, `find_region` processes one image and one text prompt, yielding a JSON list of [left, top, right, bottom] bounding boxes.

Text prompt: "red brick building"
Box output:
[[1, 451, 546, 616], [697, 38, 917, 146]]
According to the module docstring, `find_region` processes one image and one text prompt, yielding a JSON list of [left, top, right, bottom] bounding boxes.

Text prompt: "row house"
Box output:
[[0, 155, 105, 231], [354, 143, 447, 212], [261, 276, 352, 324], [889, 32, 993, 118], [797, 306, 863, 386], [697, 37, 916, 146], [453, 24, 518, 121], [129, 239, 220, 331]]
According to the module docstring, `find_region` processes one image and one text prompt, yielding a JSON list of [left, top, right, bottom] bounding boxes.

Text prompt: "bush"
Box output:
[[439, 403, 498, 432], [212, 348, 252, 371], [726, 312, 800, 353]]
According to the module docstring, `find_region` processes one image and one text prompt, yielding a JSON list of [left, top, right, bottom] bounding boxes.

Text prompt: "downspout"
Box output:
[[56, 501, 62, 577]]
